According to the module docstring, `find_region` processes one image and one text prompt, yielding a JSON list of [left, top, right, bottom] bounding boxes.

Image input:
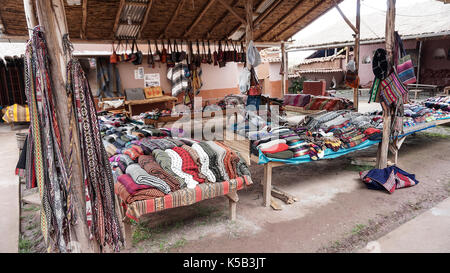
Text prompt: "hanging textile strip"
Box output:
[[24, 26, 74, 252], [66, 38, 123, 251]]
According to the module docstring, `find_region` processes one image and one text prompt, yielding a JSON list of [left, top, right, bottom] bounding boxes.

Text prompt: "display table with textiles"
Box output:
[[99, 112, 253, 247], [283, 94, 353, 112], [230, 105, 450, 207], [125, 96, 178, 116]]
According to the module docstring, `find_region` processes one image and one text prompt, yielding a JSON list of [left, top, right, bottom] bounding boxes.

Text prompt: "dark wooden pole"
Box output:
[[376, 0, 396, 169], [34, 0, 99, 253], [353, 0, 360, 112], [245, 0, 253, 70]]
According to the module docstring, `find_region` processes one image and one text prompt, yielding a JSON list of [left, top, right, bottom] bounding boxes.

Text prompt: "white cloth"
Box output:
[[247, 40, 261, 67], [239, 67, 251, 94]]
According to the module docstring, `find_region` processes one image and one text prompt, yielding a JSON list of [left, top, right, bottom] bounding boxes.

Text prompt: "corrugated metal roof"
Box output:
[[288, 0, 450, 50]]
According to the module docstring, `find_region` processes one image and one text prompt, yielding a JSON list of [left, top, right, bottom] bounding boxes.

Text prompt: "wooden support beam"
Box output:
[[184, 0, 216, 38], [376, 0, 396, 169], [113, 0, 126, 38], [34, 0, 98, 252], [80, 0, 88, 39], [217, 0, 246, 25], [254, 0, 284, 29], [263, 163, 272, 207], [281, 41, 287, 95], [353, 0, 361, 112], [245, 0, 253, 70], [137, 0, 153, 39], [272, 0, 321, 42], [232, 0, 282, 41], [334, 1, 358, 34], [256, 0, 307, 41], [159, 0, 185, 39], [23, 0, 37, 37], [206, 0, 239, 38]]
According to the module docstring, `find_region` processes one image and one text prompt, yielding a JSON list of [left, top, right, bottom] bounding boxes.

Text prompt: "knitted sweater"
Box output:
[[152, 149, 186, 188], [192, 143, 217, 182], [125, 163, 171, 194], [165, 149, 199, 189], [206, 141, 229, 181]]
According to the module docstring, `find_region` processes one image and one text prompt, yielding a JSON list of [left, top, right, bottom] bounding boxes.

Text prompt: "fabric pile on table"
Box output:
[[424, 96, 450, 112], [99, 113, 252, 208], [283, 94, 353, 111]]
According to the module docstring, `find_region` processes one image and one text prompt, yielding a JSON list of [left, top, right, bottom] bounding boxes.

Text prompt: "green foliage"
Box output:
[[288, 76, 307, 94]]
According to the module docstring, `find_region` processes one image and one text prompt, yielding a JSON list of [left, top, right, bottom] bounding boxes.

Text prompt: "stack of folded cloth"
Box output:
[[112, 137, 252, 203], [257, 139, 293, 159]]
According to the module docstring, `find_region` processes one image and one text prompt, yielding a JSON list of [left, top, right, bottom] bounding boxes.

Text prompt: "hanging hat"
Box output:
[[372, 48, 388, 80]]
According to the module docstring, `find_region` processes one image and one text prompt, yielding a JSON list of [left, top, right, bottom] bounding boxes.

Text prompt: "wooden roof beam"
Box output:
[[113, 0, 126, 38], [80, 0, 87, 39], [272, 0, 324, 41], [207, 0, 239, 39], [254, 0, 284, 29], [137, 0, 153, 39], [159, 0, 185, 39], [184, 0, 216, 38], [255, 0, 307, 41], [216, 0, 246, 25], [234, 0, 284, 41], [334, 0, 358, 34]]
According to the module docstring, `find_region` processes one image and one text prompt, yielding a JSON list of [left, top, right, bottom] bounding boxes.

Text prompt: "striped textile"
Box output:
[[122, 175, 253, 221], [167, 63, 188, 97]]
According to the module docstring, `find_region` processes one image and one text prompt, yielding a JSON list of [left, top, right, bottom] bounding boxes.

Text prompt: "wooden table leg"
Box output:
[[114, 194, 133, 249], [263, 163, 272, 207], [226, 190, 239, 221]]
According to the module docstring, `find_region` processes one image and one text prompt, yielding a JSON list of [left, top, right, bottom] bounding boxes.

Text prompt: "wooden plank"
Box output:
[[263, 162, 272, 207], [23, 0, 37, 37], [217, 0, 246, 25], [113, 0, 126, 38], [184, 0, 216, 38], [137, 0, 153, 39], [270, 197, 282, 210], [80, 0, 88, 39], [245, 0, 254, 70], [272, 0, 322, 41], [271, 186, 297, 204], [124, 96, 177, 105], [207, 0, 239, 38], [159, 0, 185, 39], [255, 0, 307, 41], [334, 1, 358, 34]]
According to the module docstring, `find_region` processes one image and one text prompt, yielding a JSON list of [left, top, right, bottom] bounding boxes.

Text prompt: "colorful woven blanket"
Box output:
[[121, 175, 252, 221]]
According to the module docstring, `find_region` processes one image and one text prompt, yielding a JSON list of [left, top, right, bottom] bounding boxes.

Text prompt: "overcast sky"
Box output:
[[288, 0, 431, 66]]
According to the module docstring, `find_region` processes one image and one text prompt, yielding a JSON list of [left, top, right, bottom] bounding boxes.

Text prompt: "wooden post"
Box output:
[[245, 0, 254, 70], [281, 41, 287, 96], [353, 0, 360, 112], [23, 0, 37, 37], [226, 190, 238, 221], [263, 163, 272, 207], [34, 0, 99, 253], [376, 0, 396, 169], [416, 40, 423, 84]]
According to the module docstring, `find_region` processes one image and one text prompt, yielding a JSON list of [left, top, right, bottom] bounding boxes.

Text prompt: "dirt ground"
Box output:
[[110, 125, 450, 253], [18, 124, 450, 253]]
